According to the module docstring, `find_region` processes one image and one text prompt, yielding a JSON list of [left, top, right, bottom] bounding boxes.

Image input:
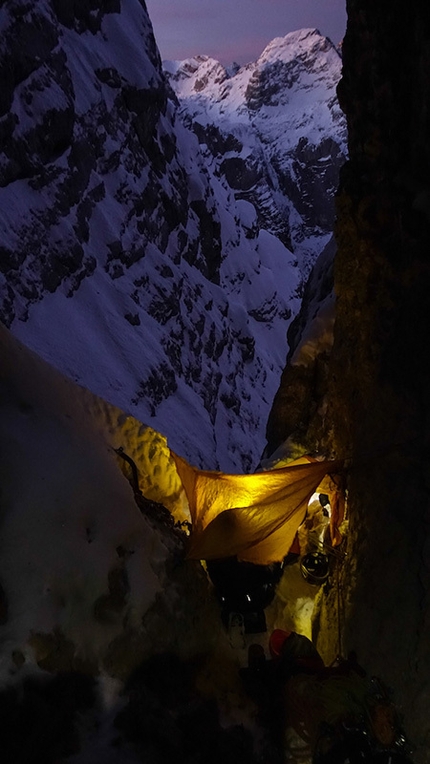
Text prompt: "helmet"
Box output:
[[300, 552, 329, 585], [269, 628, 292, 658]]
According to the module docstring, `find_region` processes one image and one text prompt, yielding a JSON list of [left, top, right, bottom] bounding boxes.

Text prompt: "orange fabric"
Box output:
[[171, 452, 344, 564], [289, 533, 301, 555]]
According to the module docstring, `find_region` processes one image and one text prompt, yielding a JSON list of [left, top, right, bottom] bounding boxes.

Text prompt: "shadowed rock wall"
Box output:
[[331, 4, 430, 759], [266, 2, 430, 759]]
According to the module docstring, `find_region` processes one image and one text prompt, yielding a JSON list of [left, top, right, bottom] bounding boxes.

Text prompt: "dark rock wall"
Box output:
[[331, 4, 430, 758], [266, 2, 430, 758]]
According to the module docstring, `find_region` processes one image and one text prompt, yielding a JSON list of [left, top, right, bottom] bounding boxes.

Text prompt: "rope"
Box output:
[[336, 555, 343, 658]]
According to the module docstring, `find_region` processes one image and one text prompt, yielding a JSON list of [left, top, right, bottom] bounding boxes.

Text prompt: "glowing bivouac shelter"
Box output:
[[172, 452, 344, 564], [1, 323, 344, 572]]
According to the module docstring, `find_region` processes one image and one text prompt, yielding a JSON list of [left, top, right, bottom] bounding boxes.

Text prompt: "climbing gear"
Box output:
[[313, 718, 414, 764], [310, 671, 414, 763], [300, 551, 330, 584]]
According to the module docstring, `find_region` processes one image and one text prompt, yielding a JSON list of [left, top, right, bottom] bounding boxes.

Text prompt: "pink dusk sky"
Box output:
[[144, 0, 347, 65]]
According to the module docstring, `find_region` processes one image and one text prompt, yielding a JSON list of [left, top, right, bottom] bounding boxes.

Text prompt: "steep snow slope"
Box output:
[[0, 0, 300, 472], [165, 28, 347, 276]]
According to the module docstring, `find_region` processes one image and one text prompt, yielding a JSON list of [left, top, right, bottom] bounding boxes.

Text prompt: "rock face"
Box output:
[[165, 29, 347, 278], [265, 3, 430, 760], [333, 6, 430, 759], [0, 0, 168, 297], [0, 0, 306, 472], [264, 235, 335, 461]]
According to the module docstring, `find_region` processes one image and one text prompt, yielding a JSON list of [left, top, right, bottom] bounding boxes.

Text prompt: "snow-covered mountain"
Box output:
[[165, 28, 347, 277], [0, 3, 344, 472]]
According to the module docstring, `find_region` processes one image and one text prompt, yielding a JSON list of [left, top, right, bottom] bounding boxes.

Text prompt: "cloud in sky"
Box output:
[[145, 0, 347, 64]]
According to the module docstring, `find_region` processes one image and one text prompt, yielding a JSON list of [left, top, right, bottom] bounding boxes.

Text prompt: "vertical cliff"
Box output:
[[332, 3, 430, 758], [267, 2, 430, 759]]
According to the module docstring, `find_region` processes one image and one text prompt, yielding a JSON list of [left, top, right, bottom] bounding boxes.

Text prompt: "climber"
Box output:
[[282, 650, 414, 764], [238, 629, 325, 757], [240, 631, 414, 764], [239, 628, 325, 705], [269, 628, 325, 676]]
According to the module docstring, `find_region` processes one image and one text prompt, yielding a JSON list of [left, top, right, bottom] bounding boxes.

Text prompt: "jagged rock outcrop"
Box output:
[[264, 235, 335, 461], [265, 3, 430, 760], [0, 0, 171, 302]]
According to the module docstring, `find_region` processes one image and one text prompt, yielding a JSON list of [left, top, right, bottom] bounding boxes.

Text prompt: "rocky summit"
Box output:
[[165, 28, 347, 277]]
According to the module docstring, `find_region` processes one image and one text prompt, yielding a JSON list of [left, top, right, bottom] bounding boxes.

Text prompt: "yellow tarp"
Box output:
[[171, 453, 343, 564]]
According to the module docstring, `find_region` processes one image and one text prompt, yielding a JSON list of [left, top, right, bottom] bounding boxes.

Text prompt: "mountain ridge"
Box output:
[[165, 28, 347, 277]]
